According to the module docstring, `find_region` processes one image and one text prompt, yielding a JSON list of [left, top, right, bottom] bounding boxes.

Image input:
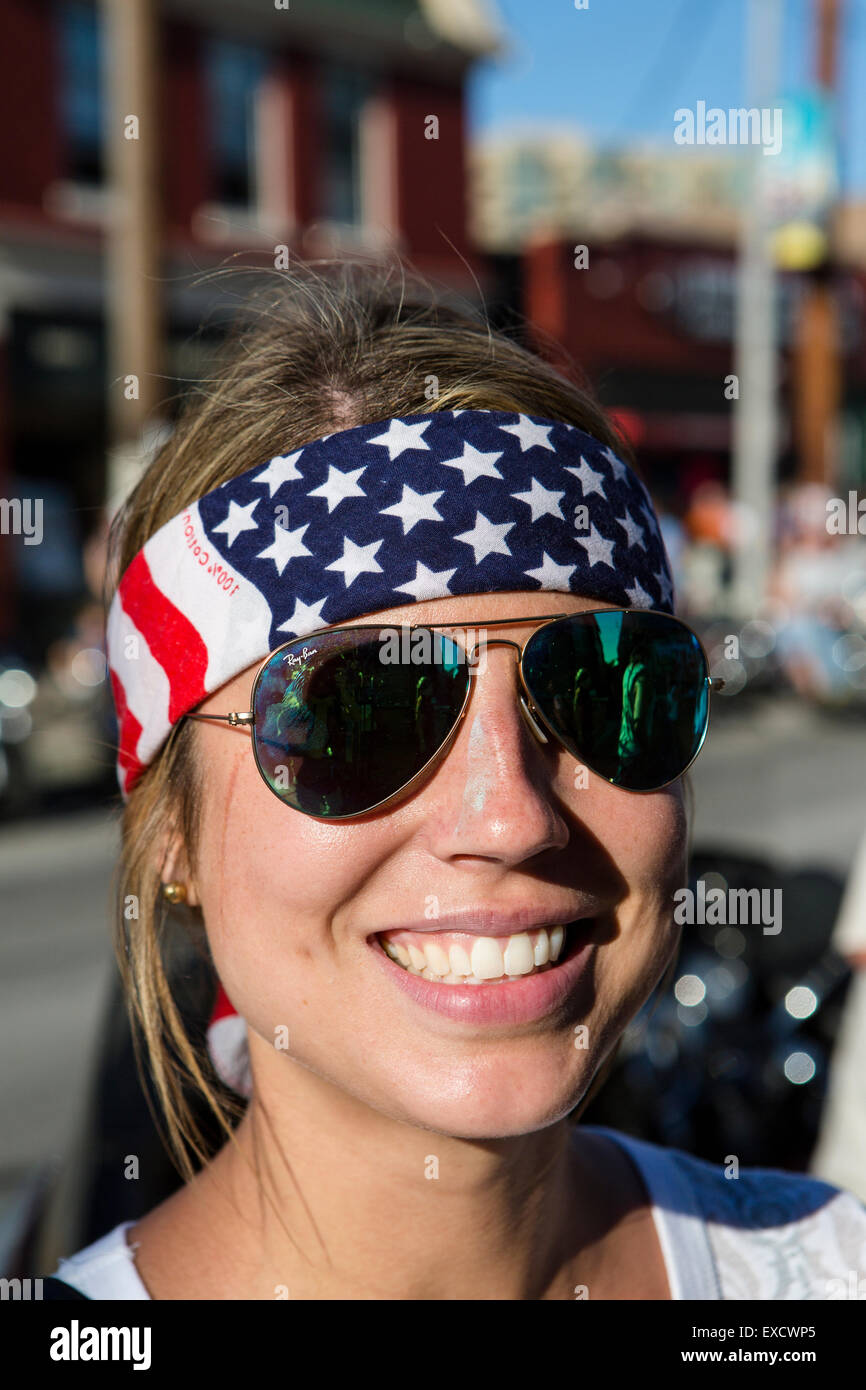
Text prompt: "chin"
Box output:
[[376, 1047, 597, 1141]]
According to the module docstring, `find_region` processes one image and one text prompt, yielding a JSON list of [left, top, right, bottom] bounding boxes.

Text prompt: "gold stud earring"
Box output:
[[162, 881, 187, 905]]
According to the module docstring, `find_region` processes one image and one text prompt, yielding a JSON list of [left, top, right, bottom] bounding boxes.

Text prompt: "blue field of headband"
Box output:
[[201, 408, 675, 644]]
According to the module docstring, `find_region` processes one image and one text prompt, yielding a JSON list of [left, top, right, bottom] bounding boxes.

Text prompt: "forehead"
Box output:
[[334, 590, 623, 630]]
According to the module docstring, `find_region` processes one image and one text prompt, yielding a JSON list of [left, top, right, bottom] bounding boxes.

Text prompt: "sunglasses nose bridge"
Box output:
[[467, 639, 522, 656], [465, 635, 522, 660], [462, 635, 550, 747]]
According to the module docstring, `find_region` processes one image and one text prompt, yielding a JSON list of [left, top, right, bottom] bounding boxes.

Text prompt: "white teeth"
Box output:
[[407, 942, 427, 971], [425, 942, 451, 977], [503, 933, 535, 976], [471, 936, 505, 980], [449, 943, 472, 977], [381, 924, 575, 983]]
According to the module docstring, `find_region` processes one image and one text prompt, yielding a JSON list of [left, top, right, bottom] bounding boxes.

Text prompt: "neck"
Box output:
[[191, 1053, 623, 1301]]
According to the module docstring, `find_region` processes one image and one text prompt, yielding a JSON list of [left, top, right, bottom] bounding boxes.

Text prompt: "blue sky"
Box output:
[[468, 0, 866, 194]]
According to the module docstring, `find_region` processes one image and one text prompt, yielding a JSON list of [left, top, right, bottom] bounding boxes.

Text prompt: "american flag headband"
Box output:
[[106, 409, 675, 801]]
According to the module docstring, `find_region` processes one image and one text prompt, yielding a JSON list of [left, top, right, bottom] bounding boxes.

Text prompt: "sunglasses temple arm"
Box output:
[[184, 712, 255, 726]]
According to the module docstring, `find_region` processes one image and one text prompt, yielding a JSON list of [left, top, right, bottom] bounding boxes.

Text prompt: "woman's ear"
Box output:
[[158, 830, 201, 908]]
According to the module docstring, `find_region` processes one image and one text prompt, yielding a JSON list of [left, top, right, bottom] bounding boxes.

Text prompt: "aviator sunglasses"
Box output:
[[184, 609, 724, 820]]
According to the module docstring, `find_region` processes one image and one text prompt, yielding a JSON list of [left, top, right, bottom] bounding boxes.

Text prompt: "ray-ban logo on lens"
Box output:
[[379, 626, 488, 674], [285, 646, 318, 666]]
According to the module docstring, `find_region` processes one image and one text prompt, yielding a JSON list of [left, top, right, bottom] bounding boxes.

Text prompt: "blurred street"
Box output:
[[691, 695, 866, 874], [1, 692, 864, 1240], [0, 808, 118, 1246]]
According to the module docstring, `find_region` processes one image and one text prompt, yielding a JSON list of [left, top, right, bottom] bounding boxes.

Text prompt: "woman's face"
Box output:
[[183, 591, 686, 1139]]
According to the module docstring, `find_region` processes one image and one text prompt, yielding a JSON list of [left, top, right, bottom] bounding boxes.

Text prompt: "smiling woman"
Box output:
[[45, 260, 866, 1302]]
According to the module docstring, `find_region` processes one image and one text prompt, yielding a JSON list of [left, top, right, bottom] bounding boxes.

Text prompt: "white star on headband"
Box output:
[[511, 478, 564, 523], [256, 520, 313, 576], [366, 419, 431, 460], [253, 451, 304, 498], [625, 579, 654, 609], [454, 511, 514, 565], [614, 508, 647, 551], [566, 456, 606, 498], [325, 536, 384, 587], [499, 415, 555, 452], [653, 566, 674, 606], [276, 595, 329, 634], [574, 522, 615, 569], [601, 446, 630, 481], [439, 442, 504, 486], [380, 484, 444, 534], [308, 463, 367, 513], [524, 553, 576, 588], [394, 561, 457, 601], [212, 498, 259, 546]]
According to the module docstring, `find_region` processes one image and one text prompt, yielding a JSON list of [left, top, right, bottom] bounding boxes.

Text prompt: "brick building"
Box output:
[[473, 132, 866, 506], [0, 0, 502, 653]]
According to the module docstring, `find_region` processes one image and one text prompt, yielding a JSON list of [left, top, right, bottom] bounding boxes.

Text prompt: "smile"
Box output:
[[370, 917, 595, 1026], [378, 924, 568, 984]]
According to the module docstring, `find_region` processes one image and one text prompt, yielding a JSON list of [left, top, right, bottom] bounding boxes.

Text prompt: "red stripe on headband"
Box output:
[[109, 664, 144, 796], [119, 551, 210, 725]]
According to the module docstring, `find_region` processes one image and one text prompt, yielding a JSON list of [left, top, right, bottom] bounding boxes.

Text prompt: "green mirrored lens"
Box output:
[[251, 628, 471, 817], [522, 611, 709, 791]]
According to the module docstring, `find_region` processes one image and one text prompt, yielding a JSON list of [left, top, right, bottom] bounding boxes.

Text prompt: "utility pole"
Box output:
[[791, 0, 842, 487], [730, 0, 783, 618], [102, 0, 164, 510]]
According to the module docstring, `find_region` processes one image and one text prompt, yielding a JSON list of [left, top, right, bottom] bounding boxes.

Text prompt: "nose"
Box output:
[[421, 645, 570, 867]]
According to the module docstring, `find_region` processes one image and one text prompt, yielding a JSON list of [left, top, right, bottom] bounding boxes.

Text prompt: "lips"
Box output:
[[369, 917, 596, 1026]]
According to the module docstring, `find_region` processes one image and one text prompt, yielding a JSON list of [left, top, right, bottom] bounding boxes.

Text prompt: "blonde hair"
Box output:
[[105, 258, 642, 1180]]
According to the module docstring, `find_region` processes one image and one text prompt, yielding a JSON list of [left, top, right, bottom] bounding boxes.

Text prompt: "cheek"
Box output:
[[194, 747, 406, 978], [620, 786, 688, 890], [590, 785, 687, 1020], [578, 780, 687, 889]]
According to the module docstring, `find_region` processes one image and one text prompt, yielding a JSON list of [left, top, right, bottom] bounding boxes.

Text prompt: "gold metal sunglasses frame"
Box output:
[[184, 609, 725, 820]]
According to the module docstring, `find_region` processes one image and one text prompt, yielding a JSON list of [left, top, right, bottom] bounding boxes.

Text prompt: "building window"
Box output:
[[321, 66, 370, 226], [511, 149, 552, 222], [206, 38, 267, 209], [58, 1, 105, 185]]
